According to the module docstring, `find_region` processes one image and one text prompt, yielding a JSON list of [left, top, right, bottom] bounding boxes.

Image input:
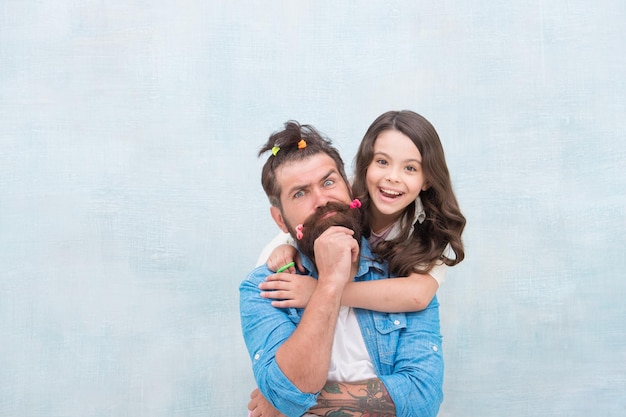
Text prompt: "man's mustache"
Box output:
[[296, 200, 361, 240]]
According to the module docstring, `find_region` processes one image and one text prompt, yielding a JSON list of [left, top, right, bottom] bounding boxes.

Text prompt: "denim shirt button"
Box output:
[[254, 353, 260, 360], [432, 345, 438, 352], [394, 320, 400, 325]]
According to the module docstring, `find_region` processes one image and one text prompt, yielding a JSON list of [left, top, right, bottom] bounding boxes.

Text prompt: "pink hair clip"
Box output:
[[349, 199, 362, 209], [298, 139, 307, 149], [295, 224, 304, 240]]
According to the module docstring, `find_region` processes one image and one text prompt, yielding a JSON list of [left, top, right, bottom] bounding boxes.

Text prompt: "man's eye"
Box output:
[[294, 190, 305, 199], [323, 179, 335, 187]]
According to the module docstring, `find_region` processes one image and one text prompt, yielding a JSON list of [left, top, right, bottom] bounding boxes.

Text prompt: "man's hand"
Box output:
[[313, 225, 359, 288], [248, 388, 287, 417]]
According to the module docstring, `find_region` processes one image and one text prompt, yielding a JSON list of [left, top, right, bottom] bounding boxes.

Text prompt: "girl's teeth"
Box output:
[[381, 188, 401, 196]]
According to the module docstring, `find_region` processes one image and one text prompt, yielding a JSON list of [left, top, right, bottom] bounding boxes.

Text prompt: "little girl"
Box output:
[[257, 110, 466, 313]]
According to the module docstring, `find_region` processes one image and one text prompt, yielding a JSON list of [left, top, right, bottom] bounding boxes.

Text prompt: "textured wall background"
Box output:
[[1, 1, 625, 416]]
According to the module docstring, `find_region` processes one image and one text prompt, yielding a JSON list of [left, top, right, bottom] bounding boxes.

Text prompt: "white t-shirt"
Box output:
[[301, 307, 375, 417], [327, 306, 376, 381], [255, 232, 293, 267]]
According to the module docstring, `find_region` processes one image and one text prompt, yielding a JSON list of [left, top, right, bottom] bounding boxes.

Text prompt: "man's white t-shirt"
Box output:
[[302, 307, 375, 417], [327, 306, 376, 381]]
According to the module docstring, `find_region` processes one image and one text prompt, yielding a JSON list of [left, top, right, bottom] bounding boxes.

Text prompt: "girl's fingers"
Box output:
[[259, 277, 289, 289], [261, 290, 286, 299], [294, 253, 305, 272], [271, 300, 294, 308], [262, 272, 294, 283], [267, 259, 290, 272]]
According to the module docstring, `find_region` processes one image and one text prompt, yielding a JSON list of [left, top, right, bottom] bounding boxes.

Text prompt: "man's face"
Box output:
[[270, 153, 352, 237]]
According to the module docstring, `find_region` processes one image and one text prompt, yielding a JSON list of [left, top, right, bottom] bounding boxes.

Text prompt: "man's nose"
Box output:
[[312, 188, 329, 209]]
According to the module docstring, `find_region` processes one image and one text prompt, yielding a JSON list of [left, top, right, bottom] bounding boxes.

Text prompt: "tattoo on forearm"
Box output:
[[309, 379, 396, 417]]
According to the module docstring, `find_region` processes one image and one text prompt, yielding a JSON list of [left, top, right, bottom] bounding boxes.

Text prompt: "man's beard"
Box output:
[[287, 201, 362, 262]]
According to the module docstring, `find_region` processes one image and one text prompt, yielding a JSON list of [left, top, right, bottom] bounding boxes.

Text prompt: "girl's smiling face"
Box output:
[[366, 129, 429, 233]]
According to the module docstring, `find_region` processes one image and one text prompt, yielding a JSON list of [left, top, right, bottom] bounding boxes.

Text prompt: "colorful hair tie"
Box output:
[[349, 199, 362, 209], [276, 261, 295, 273], [298, 139, 307, 149], [271, 146, 280, 156], [295, 224, 304, 240]]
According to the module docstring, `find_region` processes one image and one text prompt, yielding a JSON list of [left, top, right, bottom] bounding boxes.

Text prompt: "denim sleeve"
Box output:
[[239, 268, 318, 416], [378, 299, 444, 417]]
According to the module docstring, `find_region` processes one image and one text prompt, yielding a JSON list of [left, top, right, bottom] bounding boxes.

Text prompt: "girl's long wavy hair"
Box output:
[[352, 110, 466, 277]]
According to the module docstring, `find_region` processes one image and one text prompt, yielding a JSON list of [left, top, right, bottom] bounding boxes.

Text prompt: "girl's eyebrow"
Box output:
[[373, 151, 422, 164]]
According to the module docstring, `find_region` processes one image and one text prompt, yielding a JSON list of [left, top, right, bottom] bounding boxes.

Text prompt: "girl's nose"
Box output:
[[386, 170, 401, 183]]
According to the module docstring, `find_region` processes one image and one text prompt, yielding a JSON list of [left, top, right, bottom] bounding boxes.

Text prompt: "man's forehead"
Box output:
[[276, 154, 340, 186]]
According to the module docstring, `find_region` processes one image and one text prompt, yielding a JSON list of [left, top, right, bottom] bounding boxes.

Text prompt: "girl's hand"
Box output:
[[248, 388, 286, 417], [265, 244, 304, 273], [259, 273, 317, 308]]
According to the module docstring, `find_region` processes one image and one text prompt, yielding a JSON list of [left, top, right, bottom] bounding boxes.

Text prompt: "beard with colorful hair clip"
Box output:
[[295, 201, 362, 262]]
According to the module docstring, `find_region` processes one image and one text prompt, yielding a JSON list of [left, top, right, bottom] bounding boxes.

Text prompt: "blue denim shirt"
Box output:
[[239, 238, 444, 417]]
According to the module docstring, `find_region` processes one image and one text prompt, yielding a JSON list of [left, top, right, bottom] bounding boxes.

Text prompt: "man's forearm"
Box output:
[[307, 379, 396, 417], [271, 226, 359, 395]]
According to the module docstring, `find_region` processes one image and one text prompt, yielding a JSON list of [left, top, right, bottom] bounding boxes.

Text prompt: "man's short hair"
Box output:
[[258, 121, 349, 209]]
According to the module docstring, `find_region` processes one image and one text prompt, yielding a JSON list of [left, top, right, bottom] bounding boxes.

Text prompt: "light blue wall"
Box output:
[[2, 1, 625, 416]]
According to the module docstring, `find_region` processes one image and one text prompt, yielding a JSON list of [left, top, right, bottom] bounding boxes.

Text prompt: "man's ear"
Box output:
[[270, 206, 290, 234]]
